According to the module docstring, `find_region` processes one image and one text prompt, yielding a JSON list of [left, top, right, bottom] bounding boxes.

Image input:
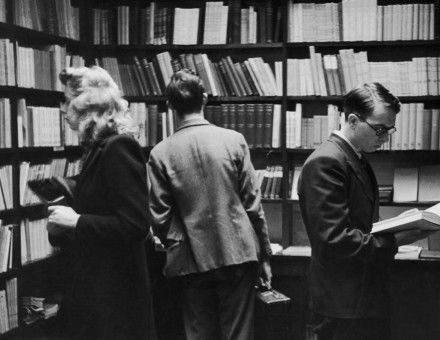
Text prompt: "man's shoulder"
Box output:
[[307, 139, 345, 163]]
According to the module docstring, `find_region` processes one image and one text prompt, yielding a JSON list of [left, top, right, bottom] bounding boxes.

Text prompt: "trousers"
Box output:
[[180, 262, 259, 340]]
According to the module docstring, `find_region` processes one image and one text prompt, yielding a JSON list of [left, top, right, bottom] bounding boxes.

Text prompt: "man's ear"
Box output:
[[202, 93, 208, 105], [347, 113, 358, 128]]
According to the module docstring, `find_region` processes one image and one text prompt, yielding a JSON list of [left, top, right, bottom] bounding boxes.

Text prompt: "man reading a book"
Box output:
[[298, 83, 431, 339], [148, 69, 272, 340]]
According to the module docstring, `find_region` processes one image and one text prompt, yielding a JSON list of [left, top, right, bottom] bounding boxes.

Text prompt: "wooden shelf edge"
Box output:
[[286, 40, 440, 48], [124, 96, 282, 103], [287, 96, 440, 102], [0, 86, 64, 98], [92, 42, 284, 51]]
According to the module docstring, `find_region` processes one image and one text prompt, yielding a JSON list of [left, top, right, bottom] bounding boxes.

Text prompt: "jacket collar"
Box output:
[[175, 117, 211, 132], [329, 133, 376, 204]]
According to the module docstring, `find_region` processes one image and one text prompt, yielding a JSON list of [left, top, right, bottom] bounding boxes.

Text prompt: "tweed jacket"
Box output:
[[298, 133, 397, 318], [148, 117, 271, 277]]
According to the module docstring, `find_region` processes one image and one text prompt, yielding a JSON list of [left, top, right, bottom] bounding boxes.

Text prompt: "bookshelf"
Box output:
[[84, 0, 440, 249], [0, 0, 440, 338], [0, 0, 87, 337]]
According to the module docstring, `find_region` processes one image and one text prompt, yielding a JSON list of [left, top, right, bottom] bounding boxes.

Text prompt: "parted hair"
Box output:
[[343, 82, 401, 120], [59, 66, 136, 146], [165, 69, 205, 116]]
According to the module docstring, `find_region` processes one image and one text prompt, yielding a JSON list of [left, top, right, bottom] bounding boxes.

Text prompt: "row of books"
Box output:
[[98, 52, 281, 97], [240, 3, 281, 44], [0, 0, 5, 23], [204, 104, 281, 149], [128, 103, 171, 147], [288, 1, 435, 42], [0, 166, 12, 212], [0, 99, 11, 148], [390, 104, 440, 151], [17, 99, 80, 148], [20, 159, 81, 207], [20, 218, 56, 264], [91, 0, 280, 45], [11, 0, 80, 40], [15, 45, 85, 91], [0, 277, 18, 334], [0, 39, 15, 87], [393, 165, 440, 203], [255, 164, 304, 200], [92, 3, 171, 45], [286, 104, 344, 149], [130, 102, 283, 149], [0, 224, 16, 274], [282, 103, 440, 151], [256, 166, 283, 199], [288, 47, 440, 97]]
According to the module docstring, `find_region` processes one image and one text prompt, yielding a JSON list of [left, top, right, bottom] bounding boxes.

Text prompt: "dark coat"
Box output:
[[49, 133, 156, 339], [298, 133, 397, 318]]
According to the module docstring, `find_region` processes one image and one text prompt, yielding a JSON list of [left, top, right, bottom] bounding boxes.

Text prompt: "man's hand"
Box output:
[[394, 229, 436, 247], [259, 259, 272, 289], [47, 205, 80, 229]]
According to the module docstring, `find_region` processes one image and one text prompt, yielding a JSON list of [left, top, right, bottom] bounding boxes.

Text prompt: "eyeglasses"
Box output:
[[355, 114, 396, 136]]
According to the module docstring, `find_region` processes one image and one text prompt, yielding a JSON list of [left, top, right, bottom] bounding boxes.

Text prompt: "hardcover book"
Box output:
[[371, 202, 440, 235], [27, 176, 75, 206]]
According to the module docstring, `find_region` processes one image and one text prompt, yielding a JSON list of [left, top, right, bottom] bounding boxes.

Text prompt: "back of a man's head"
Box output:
[[166, 69, 205, 116], [343, 82, 401, 120]]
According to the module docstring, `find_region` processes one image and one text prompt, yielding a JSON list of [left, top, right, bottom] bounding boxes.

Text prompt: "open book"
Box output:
[[372, 202, 440, 234], [27, 176, 75, 206]]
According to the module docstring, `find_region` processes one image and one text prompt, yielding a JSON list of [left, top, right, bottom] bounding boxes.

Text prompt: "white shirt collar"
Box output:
[[333, 130, 362, 159]]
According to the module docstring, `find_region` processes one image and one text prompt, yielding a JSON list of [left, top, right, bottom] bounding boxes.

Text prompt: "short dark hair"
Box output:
[[343, 82, 400, 120], [165, 69, 205, 115]]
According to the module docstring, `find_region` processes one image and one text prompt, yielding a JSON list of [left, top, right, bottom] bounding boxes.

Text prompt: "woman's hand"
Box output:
[[48, 205, 80, 229]]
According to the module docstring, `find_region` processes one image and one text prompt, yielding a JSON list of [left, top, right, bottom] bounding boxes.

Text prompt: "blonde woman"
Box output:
[[48, 66, 156, 339]]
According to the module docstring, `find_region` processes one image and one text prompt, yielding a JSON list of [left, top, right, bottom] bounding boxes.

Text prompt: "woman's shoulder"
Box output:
[[102, 133, 141, 154]]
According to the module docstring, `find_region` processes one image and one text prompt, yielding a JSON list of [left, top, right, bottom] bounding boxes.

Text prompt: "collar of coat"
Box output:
[[176, 116, 210, 132], [329, 133, 376, 204]]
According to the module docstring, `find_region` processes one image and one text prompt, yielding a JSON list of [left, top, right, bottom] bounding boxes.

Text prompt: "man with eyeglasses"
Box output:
[[298, 83, 431, 340]]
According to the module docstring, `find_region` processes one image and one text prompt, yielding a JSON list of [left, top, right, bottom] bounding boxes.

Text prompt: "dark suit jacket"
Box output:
[[49, 133, 156, 339], [148, 118, 271, 277], [298, 133, 397, 318]]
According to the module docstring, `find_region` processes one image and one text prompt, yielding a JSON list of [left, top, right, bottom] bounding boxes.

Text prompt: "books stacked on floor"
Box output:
[[22, 297, 59, 325]]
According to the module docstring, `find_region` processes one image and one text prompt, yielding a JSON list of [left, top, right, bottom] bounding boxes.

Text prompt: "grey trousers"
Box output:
[[180, 262, 259, 340]]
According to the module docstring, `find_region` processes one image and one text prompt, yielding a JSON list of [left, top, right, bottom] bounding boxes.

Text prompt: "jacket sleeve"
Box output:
[[298, 156, 396, 264], [74, 136, 149, 247], [236, 134, 272, 259], [147, 151, 173, 243]]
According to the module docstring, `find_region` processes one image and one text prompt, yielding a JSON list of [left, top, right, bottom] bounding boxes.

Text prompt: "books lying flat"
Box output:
[[27, 176, 74, 206], [372, 203, 440, 235]]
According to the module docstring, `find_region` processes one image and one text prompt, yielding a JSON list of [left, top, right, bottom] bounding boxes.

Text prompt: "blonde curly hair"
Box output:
[[59, 66, 137, 146]]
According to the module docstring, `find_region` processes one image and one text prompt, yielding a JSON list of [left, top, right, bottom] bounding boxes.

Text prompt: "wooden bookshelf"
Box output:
[[0, 0, 440, 338], [94, 42, 284, 51]]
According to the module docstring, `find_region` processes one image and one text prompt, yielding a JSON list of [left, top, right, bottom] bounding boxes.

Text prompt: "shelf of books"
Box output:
[[0, 0, 87, 336], [0, 0, 439, 338]]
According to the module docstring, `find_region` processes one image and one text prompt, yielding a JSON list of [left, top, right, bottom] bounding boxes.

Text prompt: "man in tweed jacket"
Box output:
[[148, 70, 272, 340]]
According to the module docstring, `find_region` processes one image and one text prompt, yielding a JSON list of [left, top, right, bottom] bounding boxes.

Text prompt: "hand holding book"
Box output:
[[47, 206, 80, 230], [27, 176, 75, 206], [372, 202, 440, 235]]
